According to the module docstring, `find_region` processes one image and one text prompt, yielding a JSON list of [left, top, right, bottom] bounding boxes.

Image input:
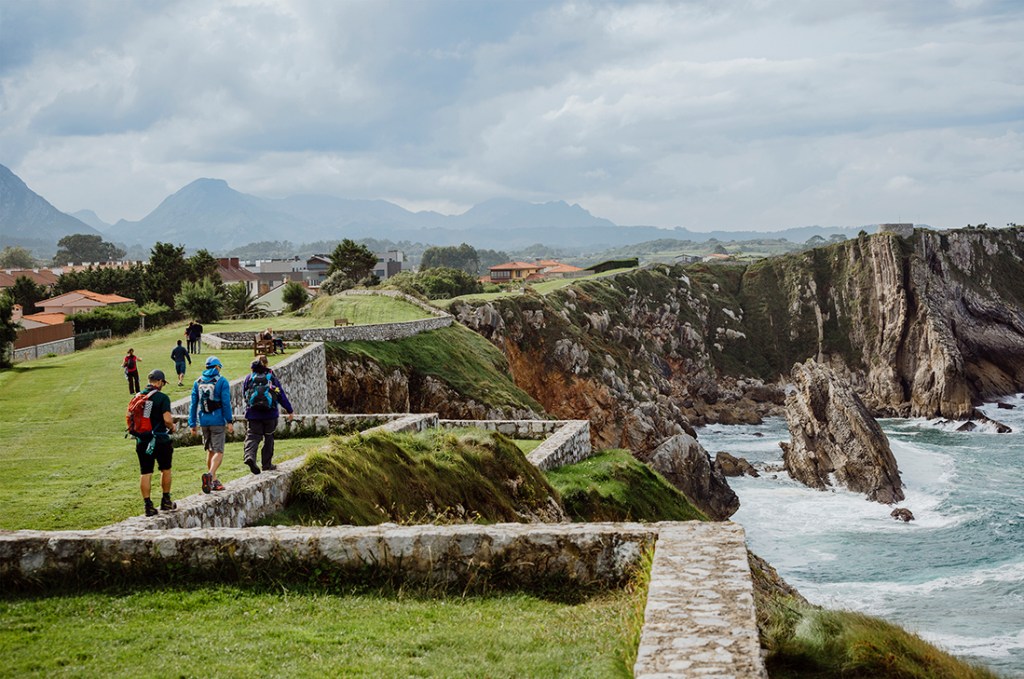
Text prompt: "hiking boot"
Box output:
[[211, 479, 225, 491], [246, 459, 261, 475], [160, 496, 177, 512], [144, 503, 158, 517], [261, 463, 278, 472], [201, 472, 212, 494]]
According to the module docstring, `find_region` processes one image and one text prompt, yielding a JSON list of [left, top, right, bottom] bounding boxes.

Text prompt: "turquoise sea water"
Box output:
[[696, 395, 1024, 677]]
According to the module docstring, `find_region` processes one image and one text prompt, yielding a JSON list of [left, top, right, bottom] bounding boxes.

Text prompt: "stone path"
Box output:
[[635, 522, 767, 679]]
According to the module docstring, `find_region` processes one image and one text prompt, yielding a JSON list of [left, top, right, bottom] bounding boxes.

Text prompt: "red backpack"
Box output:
[[126, 389, 156, 436]]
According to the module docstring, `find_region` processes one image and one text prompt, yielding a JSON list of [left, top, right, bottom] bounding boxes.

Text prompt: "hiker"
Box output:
[[128, 369, 176, 517], [188, 356, 234, 494], [242, 358, 294, 474], [170, 339, 191, 387], [122, 348, 141, 394], [187, 320, 204, 354]]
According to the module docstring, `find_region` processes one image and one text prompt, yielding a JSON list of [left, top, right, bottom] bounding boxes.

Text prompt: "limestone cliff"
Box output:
[[780, 360, 904, 503], [453, 226, 1024, 453]]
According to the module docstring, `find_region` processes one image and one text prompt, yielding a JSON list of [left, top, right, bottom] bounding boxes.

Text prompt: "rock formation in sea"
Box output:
[[644, 434, 740, 520], [715, 451, 760, 477], [780, 360, 905, 504]]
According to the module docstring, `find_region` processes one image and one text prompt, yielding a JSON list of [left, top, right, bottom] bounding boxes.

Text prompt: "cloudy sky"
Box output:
[[1, 0, 1021, 231]]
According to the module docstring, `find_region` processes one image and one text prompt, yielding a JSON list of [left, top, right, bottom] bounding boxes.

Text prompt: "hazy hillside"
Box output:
[[0, 164, 99, 251], [71, 209, 113, 232]]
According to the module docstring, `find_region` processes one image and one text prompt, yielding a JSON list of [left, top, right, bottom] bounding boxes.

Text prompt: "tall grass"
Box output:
[[763, 601, 1003, 679]]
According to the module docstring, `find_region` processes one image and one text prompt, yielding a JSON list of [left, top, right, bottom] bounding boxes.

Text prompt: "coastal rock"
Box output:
[[965, 408, 1013, 433], [646, 434, 740, 520], [781, 360, 905, 504], [714, 451, 760, 478], [997, 402, 1015, 410], [891, 508, 915, 522]]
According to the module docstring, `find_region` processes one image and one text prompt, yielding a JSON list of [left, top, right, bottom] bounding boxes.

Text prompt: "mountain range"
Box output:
[[1, 163, 875, 254]]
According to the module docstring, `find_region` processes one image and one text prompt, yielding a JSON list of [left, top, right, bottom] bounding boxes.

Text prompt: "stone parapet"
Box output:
[[526, 420, 592, 470], [205, 316, 452, 348], [440, 418, 564, 438], [634, 522, 767, 679], [1, 523, 656, 592]]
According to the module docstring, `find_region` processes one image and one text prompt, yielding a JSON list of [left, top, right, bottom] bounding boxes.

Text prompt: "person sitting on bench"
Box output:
[[261, 327, 284, 354]]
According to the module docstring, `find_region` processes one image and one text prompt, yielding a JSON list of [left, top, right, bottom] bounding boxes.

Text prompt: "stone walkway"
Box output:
[[635, 522, 767, 679]]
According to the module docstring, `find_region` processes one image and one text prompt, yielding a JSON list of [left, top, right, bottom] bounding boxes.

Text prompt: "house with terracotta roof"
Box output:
[[14, 303, 71, 330], [217, 258, 260, 295], [488, 261, 544, 284], [539, 262, 584, 278], [35, 289, 134, 317], [0, 268, 60, 291]]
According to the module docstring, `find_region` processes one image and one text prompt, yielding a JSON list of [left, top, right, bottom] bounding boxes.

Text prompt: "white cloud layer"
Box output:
[[1, 0, 1021, 229]]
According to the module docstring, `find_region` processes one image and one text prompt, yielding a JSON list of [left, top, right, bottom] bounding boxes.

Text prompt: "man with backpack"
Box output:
[[242, 358, 294, 474], [126, 369, 176, 517], [188, 355, 234, 494]]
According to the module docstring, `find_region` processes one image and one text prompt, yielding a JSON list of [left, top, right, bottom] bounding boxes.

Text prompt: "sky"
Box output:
[[1, 0, 1022, 231]]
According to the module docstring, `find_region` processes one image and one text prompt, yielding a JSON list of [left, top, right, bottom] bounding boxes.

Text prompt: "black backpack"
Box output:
[[246, 373, 277, 411]]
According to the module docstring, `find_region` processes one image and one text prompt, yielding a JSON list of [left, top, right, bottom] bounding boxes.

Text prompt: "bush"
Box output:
[[68, 302, 172, 336], [173, 278, 224, 323], [282, 280, 310, 312], [383, 267, 482, 300], [319, 272, 354, 296]]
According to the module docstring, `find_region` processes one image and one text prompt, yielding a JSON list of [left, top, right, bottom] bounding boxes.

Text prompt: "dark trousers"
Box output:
[[127, 371, 140, 394], [244, 418, 278, 467]]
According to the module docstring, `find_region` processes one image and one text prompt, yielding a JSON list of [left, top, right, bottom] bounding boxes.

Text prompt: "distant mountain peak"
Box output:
[[0, 163, 99, 249]]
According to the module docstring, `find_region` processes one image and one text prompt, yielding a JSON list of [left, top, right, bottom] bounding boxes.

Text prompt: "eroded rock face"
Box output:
[[645, 434, 740, 520], [781, 360, 905, 504]]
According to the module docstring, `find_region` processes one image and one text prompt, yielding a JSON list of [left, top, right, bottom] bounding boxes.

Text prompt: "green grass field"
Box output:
[[434, 268, 637, 308], [0, 585, 643, 678], [0, 293, 430, 530]]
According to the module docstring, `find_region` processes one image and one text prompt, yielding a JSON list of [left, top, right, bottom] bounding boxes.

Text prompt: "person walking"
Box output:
[[122, 348, 141, 394], [192, 321, 204, 354], [242, 358, 294, 474], [184, 321, 196, 354], [130, 369, 176, 516], [188, 356, 234, 494], [170, 340, 191, 386]]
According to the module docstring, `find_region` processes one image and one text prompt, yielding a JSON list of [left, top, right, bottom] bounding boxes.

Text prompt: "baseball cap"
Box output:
[[148, 369, 167, 382], [205, 356, 223, 368]]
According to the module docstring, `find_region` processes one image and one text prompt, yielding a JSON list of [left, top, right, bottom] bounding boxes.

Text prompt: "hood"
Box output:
[[201, 367, 221, 380]]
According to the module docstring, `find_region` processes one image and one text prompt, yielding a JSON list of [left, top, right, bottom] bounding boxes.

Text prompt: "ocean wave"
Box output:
[[814, 560, 1024, 600], [918, 628, 1024, 659]]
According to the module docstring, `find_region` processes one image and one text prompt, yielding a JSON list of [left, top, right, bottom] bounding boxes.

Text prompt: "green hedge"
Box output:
[[68, 302, 174, 336]]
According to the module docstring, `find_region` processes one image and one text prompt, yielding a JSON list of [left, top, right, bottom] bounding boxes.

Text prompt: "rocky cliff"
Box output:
[[453, 227, 1024, 454], [780, 360, 904, 504]]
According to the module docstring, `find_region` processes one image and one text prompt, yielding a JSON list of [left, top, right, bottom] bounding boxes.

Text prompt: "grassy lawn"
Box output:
[[0, 585, 642, 678], [435, 267, 637, 308], [515, 439, 542, 454], [0, 321, 320, 530], [216, 292, 432, 333]]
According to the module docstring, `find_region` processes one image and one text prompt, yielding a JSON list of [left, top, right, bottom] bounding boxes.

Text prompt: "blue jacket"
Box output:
[[188, 368, 234, 427], [242, 370, 294, 421]]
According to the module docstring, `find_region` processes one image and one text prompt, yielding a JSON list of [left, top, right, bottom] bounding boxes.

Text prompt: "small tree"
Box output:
[[0, 294, 19, 368], [0, 246, 37, 269], [188, 249, 221, 282], [320, 271, 355, 296], [147, 242, 188, 308], [223, 282, 268, 317], [328, 239, 377, 281], [281, 280, 309, 312], [174, 278, 224, 323], [8, 276, 47, 313]]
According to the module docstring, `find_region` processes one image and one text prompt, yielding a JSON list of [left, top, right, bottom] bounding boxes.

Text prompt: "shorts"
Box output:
[[174, 360, 187, 375], [201, 425, 227, 453], [135, 435, 173, 475]]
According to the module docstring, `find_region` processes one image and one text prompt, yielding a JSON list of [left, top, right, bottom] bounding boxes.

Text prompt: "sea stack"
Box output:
[[780, 360, 905, 504]]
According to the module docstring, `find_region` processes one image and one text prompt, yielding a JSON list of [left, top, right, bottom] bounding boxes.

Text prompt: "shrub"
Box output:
[[173, 278, 224, 323], [282, 280, 310, 312], [319, 272, 354, 296]]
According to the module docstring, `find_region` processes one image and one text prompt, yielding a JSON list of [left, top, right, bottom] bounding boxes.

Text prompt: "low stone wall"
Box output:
[[110, 415, 438, 532], [206, 316, 452, 348], [440, 419, 593, 471], [1, 523, 656, 592], [170, 342, 328, 425], [13, 337, 75, 362]]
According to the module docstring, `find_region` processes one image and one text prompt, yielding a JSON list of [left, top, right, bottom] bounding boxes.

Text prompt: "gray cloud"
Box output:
[[1, 0, 1021, 229]]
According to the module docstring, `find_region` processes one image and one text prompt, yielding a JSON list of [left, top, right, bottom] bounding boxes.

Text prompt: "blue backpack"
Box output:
[[246, 373, 277, 411]]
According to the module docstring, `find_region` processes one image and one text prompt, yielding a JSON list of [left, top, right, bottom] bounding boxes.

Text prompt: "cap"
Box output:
[[205, 356, 223, 368], [148, 369, 167, 382]]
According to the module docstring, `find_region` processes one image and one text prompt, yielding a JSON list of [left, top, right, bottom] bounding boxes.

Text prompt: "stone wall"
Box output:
[[205, 316, 452, 348], [170, 342, 328, 425], [1, 523, 656, 592], [440, 419, 592, 471], [13, 337, 75, 362]]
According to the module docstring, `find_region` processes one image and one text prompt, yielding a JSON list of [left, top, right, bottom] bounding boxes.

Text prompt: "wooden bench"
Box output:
[[253, 338, 275, 356], [334, 318, 351, 327]]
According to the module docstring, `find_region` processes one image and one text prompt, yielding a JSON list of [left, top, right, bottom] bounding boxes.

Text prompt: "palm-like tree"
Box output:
[[223, 282, 270, 318]]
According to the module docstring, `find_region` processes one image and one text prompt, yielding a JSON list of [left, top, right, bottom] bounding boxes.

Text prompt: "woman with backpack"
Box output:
[[122, 348, 141, 394], [241, 359, 294, 475], [187, 356, 234, 494]]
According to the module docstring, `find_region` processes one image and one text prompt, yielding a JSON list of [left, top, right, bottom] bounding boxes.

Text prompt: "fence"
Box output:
[[74, 329, 112, 350], [14, 322, 74, 349]]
